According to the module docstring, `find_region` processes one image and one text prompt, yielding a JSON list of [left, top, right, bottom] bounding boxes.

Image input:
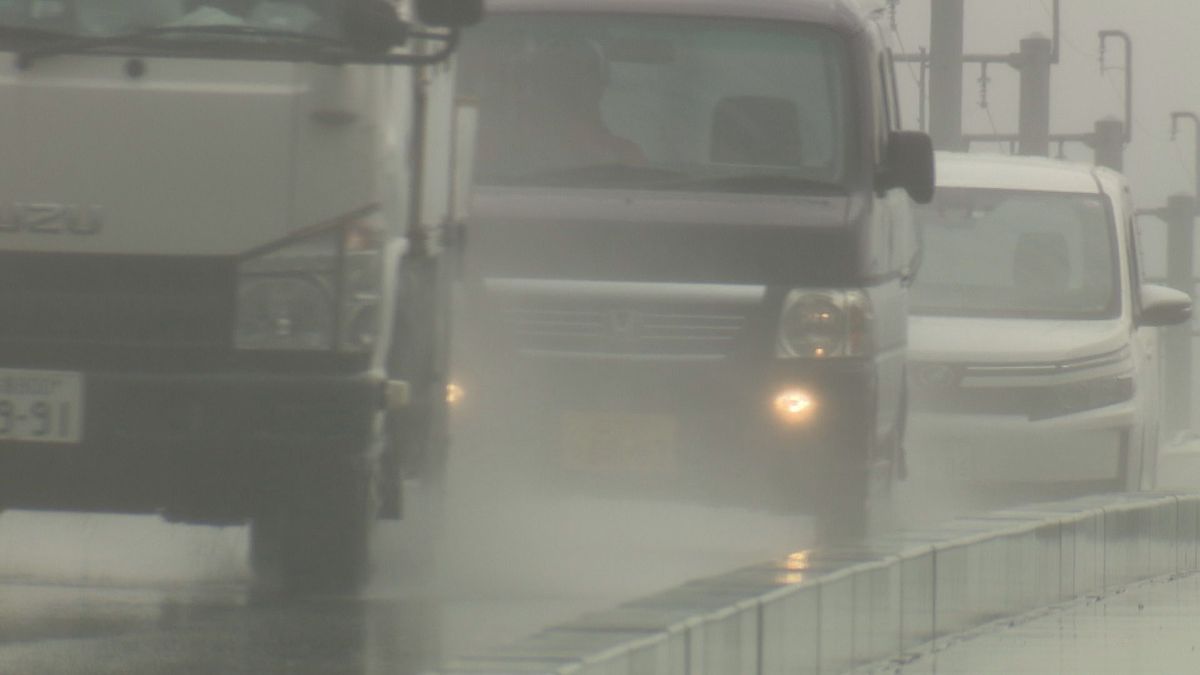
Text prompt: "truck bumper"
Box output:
[[0, 370, 385, 522]]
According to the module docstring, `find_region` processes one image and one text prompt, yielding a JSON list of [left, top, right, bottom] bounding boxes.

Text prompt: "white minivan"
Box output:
[[907, 153, 1191, 492]]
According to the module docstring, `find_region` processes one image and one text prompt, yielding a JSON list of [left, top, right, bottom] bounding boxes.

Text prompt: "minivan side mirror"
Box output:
[[1139, 283, 1193, 327], [416, 0, 484, 27], [882, 130, 935, 204]]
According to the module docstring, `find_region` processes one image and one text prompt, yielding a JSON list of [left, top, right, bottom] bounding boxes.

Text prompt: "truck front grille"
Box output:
[[0, 253, 235, 350]]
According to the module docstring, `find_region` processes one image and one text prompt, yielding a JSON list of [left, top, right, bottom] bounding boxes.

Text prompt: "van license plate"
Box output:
[[0, 369, 83, 443], [561, 412, 677, 475]]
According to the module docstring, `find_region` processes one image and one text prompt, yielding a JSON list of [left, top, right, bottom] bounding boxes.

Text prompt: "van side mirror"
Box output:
[[1139, 284, 1193, 327], [883, 130, 935, 204], [416, 0, 484, 27]]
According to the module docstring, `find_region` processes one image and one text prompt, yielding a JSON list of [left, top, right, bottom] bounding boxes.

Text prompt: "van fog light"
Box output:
[[773, 388, 816, 424]]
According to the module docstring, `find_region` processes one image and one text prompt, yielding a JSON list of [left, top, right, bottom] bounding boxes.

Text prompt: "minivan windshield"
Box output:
[[458, 14, 852, 193], [911, 188, 1118, 319]]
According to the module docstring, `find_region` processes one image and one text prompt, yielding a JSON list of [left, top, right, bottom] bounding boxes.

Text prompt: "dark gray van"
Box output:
[[456, 0, 934, 538]]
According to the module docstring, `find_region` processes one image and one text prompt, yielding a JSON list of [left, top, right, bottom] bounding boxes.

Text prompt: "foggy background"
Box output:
[[6, 3, 1200, 673], [884, 0, 1200, 210]]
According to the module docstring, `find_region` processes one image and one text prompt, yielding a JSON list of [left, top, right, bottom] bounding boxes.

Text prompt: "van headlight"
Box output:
[[776, 289, 872, 359], [235, 215, 386, 352]]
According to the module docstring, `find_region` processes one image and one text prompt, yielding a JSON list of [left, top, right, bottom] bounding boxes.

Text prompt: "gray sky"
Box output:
[[886, 0, 1200, 212]]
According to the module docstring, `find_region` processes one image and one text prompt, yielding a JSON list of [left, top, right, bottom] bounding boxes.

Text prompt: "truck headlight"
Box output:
[[776, 289, 872, 359], [235, 215, 385, 352]]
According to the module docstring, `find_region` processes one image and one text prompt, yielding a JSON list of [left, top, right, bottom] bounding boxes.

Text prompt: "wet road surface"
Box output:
[[0, 444, 819, 674], [0, 431, 1093, 674]]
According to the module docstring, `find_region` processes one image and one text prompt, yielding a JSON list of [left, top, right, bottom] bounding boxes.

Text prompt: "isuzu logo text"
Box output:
[[0, 203, 104, 235]]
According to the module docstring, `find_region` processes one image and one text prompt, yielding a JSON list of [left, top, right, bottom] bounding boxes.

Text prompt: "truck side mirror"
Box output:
[[416, 0, 484, 27], [883, 130, 935, 204], [1139, 283, 1193, 327], [343, 0, 409, 52]]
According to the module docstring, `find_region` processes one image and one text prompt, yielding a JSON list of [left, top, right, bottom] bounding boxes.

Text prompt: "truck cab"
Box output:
[[457, 0, 934, 538], [0, 0, 482, 591]]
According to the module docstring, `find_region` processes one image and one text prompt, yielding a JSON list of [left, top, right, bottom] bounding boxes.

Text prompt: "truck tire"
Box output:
[[385, 253, 451, 488], [249, 457, 375, 594]]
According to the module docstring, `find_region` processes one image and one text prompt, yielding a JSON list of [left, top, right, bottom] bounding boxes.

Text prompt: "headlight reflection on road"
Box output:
[[779, 549, 813, 584]]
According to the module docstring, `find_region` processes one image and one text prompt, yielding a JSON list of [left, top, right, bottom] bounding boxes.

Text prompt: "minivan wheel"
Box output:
[[1114, 428, 1140, 493]]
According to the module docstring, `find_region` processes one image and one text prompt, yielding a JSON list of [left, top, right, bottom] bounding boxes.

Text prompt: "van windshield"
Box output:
[[458, 15, 853, 193], [911, 188, 1119, 319]]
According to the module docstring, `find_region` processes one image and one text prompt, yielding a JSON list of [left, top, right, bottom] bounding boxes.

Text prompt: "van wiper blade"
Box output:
[[669, 173, 844, 194], [16, 24, 349, 68]]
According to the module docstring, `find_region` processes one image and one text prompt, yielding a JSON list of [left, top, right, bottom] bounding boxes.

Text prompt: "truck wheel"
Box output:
[[249, 458, 375, 594], [386, 253, 451, 489]]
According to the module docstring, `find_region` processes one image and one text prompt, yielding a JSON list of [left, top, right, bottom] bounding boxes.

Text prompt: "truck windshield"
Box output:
[[911, 188, 1119, 319], [0, 0, 344, 39], [458, 14, 852, 193]]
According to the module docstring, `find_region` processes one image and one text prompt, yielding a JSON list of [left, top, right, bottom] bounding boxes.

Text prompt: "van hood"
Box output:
[[0, 56, 375, 256], [909, 314, 1129, 365], [470, 186, 860, 286]]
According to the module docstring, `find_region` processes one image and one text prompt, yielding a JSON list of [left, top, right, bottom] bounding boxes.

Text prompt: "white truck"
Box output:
[[0, 0, 480, 591]]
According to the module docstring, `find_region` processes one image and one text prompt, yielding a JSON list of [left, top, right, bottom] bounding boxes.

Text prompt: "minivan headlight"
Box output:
[[1034, 375, 1135, 420], [776, 289, 872, 359], [235, 214, 386, 352]]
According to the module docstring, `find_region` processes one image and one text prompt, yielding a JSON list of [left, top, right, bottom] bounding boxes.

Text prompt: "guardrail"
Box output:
[[435, 492, 1200, 675]]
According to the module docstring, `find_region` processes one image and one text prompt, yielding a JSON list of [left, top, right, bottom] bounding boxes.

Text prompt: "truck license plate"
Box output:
[[0, 369, 83, 443], [560, 411, 677, 475]]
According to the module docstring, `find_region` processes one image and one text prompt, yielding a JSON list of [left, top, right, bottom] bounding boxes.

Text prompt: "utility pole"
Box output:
[[1091, 118, 1125, 171], [1161, 193, 1197, 436], [1017, 35, 1053, 157], [1163, 111, 1200, 436], [1172, 112, 1200, 200], [928, 0, 965, 151]]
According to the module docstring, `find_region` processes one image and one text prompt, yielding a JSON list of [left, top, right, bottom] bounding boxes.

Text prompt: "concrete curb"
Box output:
[[436, 492, 1200, 675]]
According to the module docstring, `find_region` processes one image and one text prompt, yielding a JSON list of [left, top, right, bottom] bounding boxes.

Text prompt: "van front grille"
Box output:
[[504, 305, 750, 360]]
